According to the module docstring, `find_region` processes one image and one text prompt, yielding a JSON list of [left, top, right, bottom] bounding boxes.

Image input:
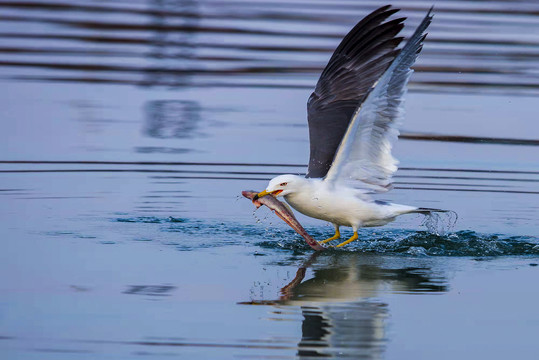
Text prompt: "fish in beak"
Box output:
[[242, 190, 325, 251], [253, 189, 282, 201]]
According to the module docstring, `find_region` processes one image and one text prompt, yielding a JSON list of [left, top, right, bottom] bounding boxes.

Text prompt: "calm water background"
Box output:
[[1, 0, 538, 359]]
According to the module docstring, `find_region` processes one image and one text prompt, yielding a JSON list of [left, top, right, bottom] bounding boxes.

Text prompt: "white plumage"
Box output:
[[255, 7, 440, 247]]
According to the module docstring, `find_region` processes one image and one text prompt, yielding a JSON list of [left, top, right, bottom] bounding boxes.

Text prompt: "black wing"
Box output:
[[306, 5, 405, 178]]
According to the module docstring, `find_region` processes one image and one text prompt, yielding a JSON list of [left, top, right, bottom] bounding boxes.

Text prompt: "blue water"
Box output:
[[1, 1, 538, 359]]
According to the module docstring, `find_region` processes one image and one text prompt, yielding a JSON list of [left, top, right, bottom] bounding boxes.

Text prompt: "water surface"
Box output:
[[0, 1, 538, 359]]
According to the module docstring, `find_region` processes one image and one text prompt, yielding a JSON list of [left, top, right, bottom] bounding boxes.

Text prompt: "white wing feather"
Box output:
[[324, 9, 433, 192]]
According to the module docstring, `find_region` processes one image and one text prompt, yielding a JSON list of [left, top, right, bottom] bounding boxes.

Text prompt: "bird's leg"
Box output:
[[319, 224, 340, 244], [335, 231, 358, 248]]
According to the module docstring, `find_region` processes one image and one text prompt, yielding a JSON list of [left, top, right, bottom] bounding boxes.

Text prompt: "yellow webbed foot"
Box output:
[[318, 228, 341, 244], [335, 231, 358, 248]]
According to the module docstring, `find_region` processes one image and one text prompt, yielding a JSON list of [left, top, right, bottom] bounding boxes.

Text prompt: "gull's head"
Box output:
[[254, 174, 305, 199]]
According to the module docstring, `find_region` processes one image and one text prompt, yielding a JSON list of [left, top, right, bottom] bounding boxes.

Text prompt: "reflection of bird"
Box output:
[[254, 6, 445, 247], [239, 252, 448, 358], [278, 253, 447, 304]]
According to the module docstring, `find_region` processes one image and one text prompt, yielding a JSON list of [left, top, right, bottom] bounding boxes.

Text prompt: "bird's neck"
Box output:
[[283, 178, 320, 201]]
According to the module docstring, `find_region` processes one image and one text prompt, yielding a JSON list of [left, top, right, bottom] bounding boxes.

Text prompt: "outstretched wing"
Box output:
[[306, 5, 405, 178], [324, 8, 433, 192]]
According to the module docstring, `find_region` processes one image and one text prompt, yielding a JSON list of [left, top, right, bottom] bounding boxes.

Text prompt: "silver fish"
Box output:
[[242, 190, 326, 251]]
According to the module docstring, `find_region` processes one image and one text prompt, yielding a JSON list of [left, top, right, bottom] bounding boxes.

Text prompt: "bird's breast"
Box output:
[[284, 189, 372, 226]]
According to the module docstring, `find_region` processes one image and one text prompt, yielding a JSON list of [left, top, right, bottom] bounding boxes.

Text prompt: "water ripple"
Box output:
[[1, 0, 538, 94], [114, 216, 538, 256], [260, 230, 539, 256]]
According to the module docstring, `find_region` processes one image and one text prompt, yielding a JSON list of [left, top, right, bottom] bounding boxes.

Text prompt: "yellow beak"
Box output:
[[254, 190, 270, 200], [254, 189, 283, 200]]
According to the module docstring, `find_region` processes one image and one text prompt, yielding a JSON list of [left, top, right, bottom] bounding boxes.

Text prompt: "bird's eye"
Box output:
[[280, 182, 288, 187]]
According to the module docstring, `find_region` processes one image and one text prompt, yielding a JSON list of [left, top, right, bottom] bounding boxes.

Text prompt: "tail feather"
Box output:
[[413, 207, 448, 214]]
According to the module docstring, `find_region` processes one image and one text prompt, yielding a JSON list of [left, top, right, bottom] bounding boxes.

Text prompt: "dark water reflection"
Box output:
[[241, 252, 448, 358], [123, 284, 177, 296], [145, 100, 202, 139], [1, 0, 539, 94]]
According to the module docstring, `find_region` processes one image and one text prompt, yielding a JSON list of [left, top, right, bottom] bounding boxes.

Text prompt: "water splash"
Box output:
[[421, 210, 459, 235], [258, 229, 539, 257], [114, 216, 537, 256], [115, 216, 186, 223]]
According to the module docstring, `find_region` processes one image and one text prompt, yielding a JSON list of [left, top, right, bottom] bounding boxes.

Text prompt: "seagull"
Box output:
[[254, 6, 445, 248]]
